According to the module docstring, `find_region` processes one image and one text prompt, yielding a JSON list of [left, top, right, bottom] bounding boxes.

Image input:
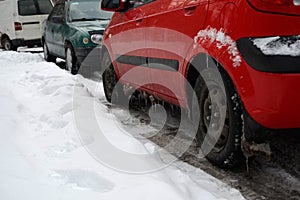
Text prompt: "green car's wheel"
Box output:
[[43, 42, 56, 62], [65, 44, 79, 75]]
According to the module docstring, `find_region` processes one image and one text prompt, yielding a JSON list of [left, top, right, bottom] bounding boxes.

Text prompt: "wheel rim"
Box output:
[[66, 48, 73, 72], [44, 43, 48, 60], [203, 97, 212, 129], [4, 40, 11, 50], [202, 86, 229, 153]]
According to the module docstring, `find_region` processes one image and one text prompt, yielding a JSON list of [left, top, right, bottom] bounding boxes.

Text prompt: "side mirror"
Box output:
[[52, 16, 64, 24], [101, 0, 127, 12]]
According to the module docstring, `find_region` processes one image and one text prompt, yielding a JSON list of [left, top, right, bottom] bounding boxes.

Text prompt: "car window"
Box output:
[[48, 4, 65, 22], [37, 0, 53, 14], [68, 0, 113, 22], [18, 0, 53, 16], [18, 0, 36, 15]]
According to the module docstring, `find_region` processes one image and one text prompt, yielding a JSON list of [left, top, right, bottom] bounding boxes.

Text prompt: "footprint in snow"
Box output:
[[58, 102, 74, 116], [39, 113, 69, 129], [46, 139, 82, 157], [50, 169, 114, 193]]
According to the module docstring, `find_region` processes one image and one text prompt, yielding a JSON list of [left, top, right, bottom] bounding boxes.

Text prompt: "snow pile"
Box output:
[[194, 27, 241, 67], [18, 47, 43, 53], [252, 36, 300, 56], [0, 51, 244, 200]]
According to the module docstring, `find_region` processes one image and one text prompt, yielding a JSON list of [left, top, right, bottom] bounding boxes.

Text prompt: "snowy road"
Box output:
[[0, 51, 244, 200], [146, 124, 300, 200]]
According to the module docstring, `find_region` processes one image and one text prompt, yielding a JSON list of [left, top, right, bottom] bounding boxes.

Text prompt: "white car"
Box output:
[[0, 0, 53, 50]]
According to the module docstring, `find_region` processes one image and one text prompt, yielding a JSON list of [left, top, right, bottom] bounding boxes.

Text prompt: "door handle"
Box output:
[[184, 6, 197, 16], [136, 17, 143, 26], [184, 0, 200, 16], [134, 11, 144, 26], [184, 0, 200, 15]]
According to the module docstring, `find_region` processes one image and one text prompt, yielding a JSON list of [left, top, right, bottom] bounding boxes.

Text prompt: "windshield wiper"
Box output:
[[89, 18, 111, 21], [71, 18, 92, 22], [71, 18, 110, 22]]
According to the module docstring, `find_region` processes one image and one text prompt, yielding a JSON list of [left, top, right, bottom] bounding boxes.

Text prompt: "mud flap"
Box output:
[[241, 136, 271, 161]]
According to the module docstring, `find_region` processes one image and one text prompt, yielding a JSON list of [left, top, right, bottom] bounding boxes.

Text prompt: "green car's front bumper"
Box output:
[[74, 45, 102, 78], [74, 45, 101, 66]]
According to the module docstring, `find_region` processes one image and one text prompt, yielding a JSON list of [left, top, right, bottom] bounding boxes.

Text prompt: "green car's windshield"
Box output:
[[69, 0, 113, 22]]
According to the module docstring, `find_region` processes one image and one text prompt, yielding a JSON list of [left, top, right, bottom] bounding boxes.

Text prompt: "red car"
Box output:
[[100, 0, 300, 168]]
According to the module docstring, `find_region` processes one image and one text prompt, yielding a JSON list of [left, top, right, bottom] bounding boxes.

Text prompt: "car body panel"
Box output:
[[144, 0, 209, 103], [106, 6, 153, 92]]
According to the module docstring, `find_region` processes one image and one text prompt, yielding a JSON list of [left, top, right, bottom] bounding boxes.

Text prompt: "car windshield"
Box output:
[[69, 0, 113, 22]]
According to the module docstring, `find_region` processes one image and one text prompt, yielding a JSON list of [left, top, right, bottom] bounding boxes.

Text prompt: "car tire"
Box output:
[[2, 37, 16, 51], [65, 44, 79, 75], [43, 42, 56, 62], [102, 51, 125, 104], [192, 67, 244, 169]]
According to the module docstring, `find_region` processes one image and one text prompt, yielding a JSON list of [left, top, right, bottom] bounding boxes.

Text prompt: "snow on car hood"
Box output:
[[69, 20, 109, 33]]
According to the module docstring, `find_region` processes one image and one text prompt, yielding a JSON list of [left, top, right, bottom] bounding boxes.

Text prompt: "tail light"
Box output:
[[14, 22, 22, 31], [247, 0, 300, 15], [294, 0, 300, 5]]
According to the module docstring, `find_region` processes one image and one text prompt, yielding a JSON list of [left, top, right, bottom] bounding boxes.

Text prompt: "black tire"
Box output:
[[2, 37, 16, 51], [192, 67, 244, 168], [102, 51, 125, 104], [43, 42, 56, 62], [65, 44, 79, 75]]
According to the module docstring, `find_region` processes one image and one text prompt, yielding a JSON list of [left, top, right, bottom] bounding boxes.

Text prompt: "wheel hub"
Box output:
[[44, 44, 48, 59], [202, 87, 229, 153], [5, 41, 11, 50], [66, 48, 73, 72]]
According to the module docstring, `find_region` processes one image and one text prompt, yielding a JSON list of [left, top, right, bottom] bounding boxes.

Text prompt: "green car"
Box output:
[[42, 0, 113, 74]]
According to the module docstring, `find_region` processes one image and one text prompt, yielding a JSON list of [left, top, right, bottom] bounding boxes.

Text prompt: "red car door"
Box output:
[[107, 3, 152, 91], [143, 0, 209, 106]]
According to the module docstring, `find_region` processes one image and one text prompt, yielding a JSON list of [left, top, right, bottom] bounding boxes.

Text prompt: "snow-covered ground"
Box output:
[[0, 50, 244, 200]]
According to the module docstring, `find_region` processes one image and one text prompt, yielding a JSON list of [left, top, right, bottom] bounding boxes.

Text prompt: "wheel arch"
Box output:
[[64, 39, 73, 49], [100, 44, 120, 78], [64, 40, 76, 59], [41, 36, 45, 45], [186, 53, 236, 90], [185, 53, 242, 109], [0, 34, 10, 46], [100, 44, 109, 64]]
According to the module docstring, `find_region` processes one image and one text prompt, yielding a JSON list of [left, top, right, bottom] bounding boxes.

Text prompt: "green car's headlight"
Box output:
[[91, 34, 103, 45]]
